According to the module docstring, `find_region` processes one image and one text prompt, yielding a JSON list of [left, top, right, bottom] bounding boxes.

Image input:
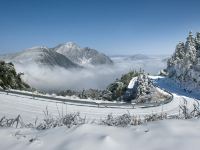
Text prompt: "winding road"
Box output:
[[0, 76, 198, 122]]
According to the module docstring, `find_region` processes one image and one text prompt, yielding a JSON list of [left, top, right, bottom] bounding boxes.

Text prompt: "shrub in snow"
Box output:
[[144, 113, 167, 122], [0, 109, 85, 130], [178, 99, 200, 119], [36, 110, 85, 130], [0, 115, 24, 128], [100, 113, 143, 127], [100, 113, 168, 127], [100, 114, 131, 127], [100, 101, 200, 127], [1, 101, 200, 130]]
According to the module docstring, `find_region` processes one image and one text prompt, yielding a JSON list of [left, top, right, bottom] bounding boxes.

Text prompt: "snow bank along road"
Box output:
[[0, 76, 198, 122], [0, 88, 137, 109]]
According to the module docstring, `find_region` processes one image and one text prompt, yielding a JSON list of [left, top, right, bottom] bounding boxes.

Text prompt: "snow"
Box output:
[[9, 89, 116, 104], [56, 42, 81, 54], [166, 32, 200, 93], [27, 46, 48, 50], [149, 76, 200, 99], [62, 42, 81, 50], [0, 75, 200, 150], [0, 91, 184, 122], [127, 77, 137, 89], [1, 120, 200, 150], [79, 57, 92, 65], [0, 76, 197, 123]]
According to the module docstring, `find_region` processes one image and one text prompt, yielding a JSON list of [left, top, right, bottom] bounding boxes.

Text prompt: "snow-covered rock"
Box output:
[[53, 42, 113, 66], [0, 46, 79, 69], [0, 42, 113, 69]]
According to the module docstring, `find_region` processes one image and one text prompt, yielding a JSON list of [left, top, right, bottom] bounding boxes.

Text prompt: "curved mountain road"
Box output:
[[0, 76, 198, 122]]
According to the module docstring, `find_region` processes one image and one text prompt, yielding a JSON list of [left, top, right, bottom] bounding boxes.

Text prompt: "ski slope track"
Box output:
[[0, 76, 199, 122]]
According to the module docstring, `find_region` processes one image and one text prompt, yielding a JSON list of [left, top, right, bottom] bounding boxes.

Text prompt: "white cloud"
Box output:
[[14, 56, 167, 92]]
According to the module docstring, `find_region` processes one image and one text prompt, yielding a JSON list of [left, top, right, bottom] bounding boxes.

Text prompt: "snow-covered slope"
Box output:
[[1, 119, 200, 150], [1, 47, 79, 69], [0, 76, 197, 122], [53, 42, 113, 66], [0, 76, 199, 150], [127, 77, 137, 88], [0, 42, 113, 68]]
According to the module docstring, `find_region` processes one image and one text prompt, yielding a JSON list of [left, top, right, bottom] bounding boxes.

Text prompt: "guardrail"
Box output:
[[0, 85, 173, 109], [0, 89, 136, 109]]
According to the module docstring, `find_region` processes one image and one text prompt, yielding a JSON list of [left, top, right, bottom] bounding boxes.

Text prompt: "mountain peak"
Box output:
[[27, 46, 48, 50], [60, 42, 81, 50], [54, 42, 113, 66]]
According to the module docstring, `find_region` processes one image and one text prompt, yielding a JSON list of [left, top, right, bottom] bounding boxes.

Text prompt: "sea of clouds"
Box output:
[[15, 56, 168, 92]]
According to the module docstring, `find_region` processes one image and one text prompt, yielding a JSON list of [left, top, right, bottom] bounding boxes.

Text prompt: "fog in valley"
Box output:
[[15, 55, 168, 92]]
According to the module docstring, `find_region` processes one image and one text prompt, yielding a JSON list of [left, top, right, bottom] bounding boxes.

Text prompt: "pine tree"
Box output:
[[195, 32, 200, 58], [185, 31, 197, 63], [166, 31, 200, 91]]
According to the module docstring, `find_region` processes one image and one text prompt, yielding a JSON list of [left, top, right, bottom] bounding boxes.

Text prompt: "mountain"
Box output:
[[166, 31, 200, 92], [0, 46, 79, 69], [53, 42, 113, 66], [126, 54, 150, 60]]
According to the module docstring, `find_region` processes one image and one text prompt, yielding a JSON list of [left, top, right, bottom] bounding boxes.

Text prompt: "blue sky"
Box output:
[[0, 0, 200, 55]]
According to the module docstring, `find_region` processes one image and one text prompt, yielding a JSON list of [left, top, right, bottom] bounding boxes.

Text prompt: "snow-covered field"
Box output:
[[0, 76, 200, 150], [1, 119, 200, 150]]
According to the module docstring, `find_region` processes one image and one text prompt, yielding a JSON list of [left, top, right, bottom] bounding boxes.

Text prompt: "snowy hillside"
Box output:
[[0, 46, 79, 69], [0, 76, 197, 122], [0, 42, 113, 69], [166, 31, 200, 92], [0, 76, 200, 150], [53, 42, 113, 66]]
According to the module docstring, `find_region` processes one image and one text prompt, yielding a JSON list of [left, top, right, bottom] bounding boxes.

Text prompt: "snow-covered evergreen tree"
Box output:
[[166, 31, 200, 92], [195, 32, 200, 59], [136, 74, 152, 98]]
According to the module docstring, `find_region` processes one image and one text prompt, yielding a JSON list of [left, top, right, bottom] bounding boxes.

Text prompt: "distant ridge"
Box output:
[[0, 42, 113, 68], [53, 42, 113, 66]]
